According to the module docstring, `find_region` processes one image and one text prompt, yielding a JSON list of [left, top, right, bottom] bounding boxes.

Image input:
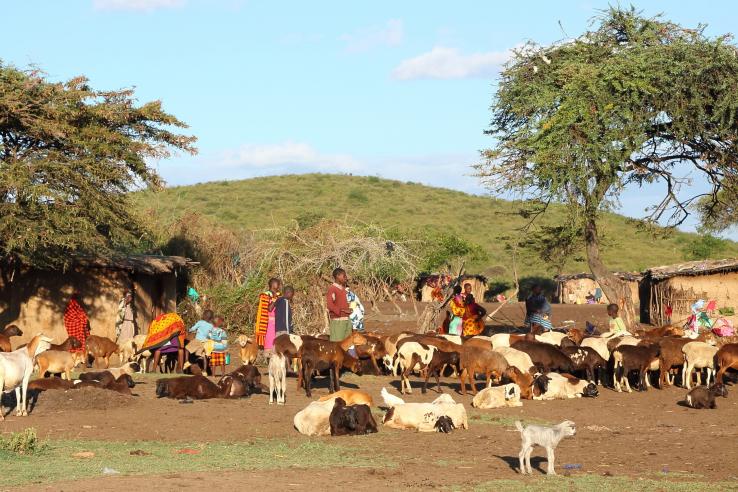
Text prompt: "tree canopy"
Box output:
[[0, 63, 196, 267], [477, 7, 738, 325]]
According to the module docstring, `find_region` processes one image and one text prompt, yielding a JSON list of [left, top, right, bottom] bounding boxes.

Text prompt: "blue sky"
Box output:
[[3, 0, 737, 235]]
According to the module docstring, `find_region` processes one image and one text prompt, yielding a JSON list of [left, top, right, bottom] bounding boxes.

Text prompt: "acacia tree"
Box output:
[[0, 63, 196, 268], [477, 8, 738, 327]]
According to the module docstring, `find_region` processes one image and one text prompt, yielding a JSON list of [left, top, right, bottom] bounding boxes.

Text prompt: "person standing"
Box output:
[[448, 286, 465, 336], [274, 286, 295, 335], [255, 278, 281, 350], [326, 268, 352, 341], [462, 294, 487, 336], [64, 290, 89, 355], [347, 288, 365, 332], [524, 284, 553, 332], [115, 290, 137, 342]]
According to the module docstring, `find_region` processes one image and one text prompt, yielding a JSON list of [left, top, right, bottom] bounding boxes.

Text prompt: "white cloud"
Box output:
[[392, 46, 513, 80], [93, 0, 185, 12], [221, 142, 361, 171], [341, 19, 404, 53]]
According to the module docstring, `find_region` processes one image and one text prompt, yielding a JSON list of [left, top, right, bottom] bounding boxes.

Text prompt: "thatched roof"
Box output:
[[73, 255, 196, 275], [555, 271, 642, 282], [646, 258, 738, 281]]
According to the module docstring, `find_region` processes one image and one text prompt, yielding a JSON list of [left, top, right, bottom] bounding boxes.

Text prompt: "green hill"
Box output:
[[134, 173, 738, 281]]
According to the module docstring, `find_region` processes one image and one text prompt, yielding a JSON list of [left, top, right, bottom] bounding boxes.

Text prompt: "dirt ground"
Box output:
[[3, 303, 738, 490]]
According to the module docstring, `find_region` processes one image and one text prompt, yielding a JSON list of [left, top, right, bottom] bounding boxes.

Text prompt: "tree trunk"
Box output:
[[584, 217, 638, 329]]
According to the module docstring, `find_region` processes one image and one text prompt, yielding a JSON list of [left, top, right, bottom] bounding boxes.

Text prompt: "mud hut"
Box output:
[[417, 274, 488, 302], [554, 272, 641, 306], [0, 255, 194, 345], [641, 258, 738, 325]]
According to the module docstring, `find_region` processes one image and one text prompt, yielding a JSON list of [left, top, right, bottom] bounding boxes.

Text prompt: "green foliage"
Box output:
[[419, 233, 488, 272], [347, 188, 369, 203], [0, 428, 46, 455], [681, 232, 728, 260], [295, 211, 325, 229], [0, 63, 196, 267]]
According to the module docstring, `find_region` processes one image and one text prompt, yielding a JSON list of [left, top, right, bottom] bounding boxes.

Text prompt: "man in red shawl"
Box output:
[[64, 291, 89, 355]]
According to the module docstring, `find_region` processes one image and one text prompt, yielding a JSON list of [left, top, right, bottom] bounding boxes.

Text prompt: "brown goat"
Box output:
[[423, 348, 461, 394], [300, 332, 367, 397], [511, 340, 574, 373], [86, 335, 120, 368], [354, 334, 389, 375], [715, 343, 738, 384], [655, 337, 693, 387], [75, 374, 136, 395], [613, 344, 661, 392], [27, 378, 76, 391], [155, 375, 223, 399], [0, 324, 23, 352], [503, 366, 535, 399], [49, 336, 82, 352], [458, 345, 509, 395]]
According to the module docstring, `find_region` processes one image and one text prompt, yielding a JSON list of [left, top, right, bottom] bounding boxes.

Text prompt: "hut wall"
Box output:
[[559, 278, 639, 306], [420, 285, 435, 303], [650, 272, 738, 325], [0, 267, 179, 346]]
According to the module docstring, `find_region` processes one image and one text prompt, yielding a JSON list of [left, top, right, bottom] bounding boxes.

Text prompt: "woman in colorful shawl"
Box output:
[[256, 278, 281, 351], [64, 291, 89, 355], [448, 286, 465, 336], [140, 312, 187, 373], [462, 294, 487, 336]]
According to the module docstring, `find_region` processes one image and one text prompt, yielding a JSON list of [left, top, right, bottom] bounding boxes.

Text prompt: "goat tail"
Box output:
[[514, 420, 524, 433]]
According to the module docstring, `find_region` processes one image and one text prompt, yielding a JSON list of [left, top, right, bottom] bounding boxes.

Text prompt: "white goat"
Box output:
[[516, 420, 576, 475], [494, 346, 535, 374], [682, 341, 719, 389], [472, 383, 522, 409], [580, 337, 610, 362], [533, 373, 598, 400], [381, 386, 406, 407], [293, 399, 334, 436], [383, 394, 468, 431], [394, 342, 436, 394], [535, 332, 567, 346], [269, 352, 287, 404], [0, 335, 52, 420]]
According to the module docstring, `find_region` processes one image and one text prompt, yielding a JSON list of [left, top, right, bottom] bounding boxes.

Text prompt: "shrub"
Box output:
[[347, 189, 369, 203], [0, 428, 46, 455]]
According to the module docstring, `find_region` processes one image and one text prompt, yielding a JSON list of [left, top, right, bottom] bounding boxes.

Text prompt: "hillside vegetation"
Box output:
[[135, 174, 738, 283]]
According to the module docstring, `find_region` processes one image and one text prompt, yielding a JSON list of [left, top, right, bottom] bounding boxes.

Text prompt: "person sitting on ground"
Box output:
[[462, 294, 487, 336], [274, 286, 295, 335], [600, 303, 630, 338]]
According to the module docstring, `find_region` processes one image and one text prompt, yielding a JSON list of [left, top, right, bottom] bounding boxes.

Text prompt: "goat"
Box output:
[[75, 374, 136, 395], [236, 335, 259, 365], [715, 343, 738, 384], [216, 373, 252, 398], [580, 336, 610, 363], [107, 361, 141, 379], [0, 325, 23, 352], [27, 377, 75, 391], [423, 347, 461, 394], [381, 386, 406, 407], [319, 389, 373, 406], [535, 331, 568, 346], [488, 333, 534, 349], [383, 396, 468, 431], [268, 352, 287, 404], [220, 364, 263, 395], [299, 332, 366, 397], [511, 340, 574, 373], [532, 373, 598, 400], [78, 370, 116, 386], [458, 345, 509, 395], [685, 383, 728, 409], [86, 335, 120, 368], [682, 341, 719, 389], [354, 334, 389, 375], [613, 344, 661, 392], [472, 383, 522, 409], [395, 341, 436, 394], [494, 346, 535, 374], [36, 350, 85, 380], [503, 366, 535, 399], [0, 335, 53, 419], [657, 337, 693, 387], [49, 336, 82, 352], [560, 346, 607, 384], [516, 420, 576, 475], [294, 399, 334, 436], [155, 375, 223, 399], [329, 397, 378, 436]]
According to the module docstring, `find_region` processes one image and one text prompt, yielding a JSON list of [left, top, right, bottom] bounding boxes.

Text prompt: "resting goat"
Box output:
[[383, 394, 468, 431], [685, 383, 728, 409], [472, 383, 522, 409], [532, 373, 598, 400], [328, 397, 377, 436], [156, 375, 223, 399]]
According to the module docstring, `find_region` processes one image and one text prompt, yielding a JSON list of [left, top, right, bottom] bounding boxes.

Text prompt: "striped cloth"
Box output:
[[254, 291, 275, 347], [525, 313, 553, 331]]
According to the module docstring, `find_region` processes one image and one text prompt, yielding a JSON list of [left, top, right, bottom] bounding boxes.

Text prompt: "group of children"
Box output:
[[443, 283, 488, 336], [189, 309, 229, 353]]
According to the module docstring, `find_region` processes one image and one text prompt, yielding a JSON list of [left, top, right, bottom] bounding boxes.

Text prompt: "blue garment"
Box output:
[[189, 320, 214, 341]]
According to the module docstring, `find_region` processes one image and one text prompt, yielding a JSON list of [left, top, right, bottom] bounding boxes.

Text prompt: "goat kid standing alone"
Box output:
[[516, 420, 576, 476], [269, 352, 287, 404]]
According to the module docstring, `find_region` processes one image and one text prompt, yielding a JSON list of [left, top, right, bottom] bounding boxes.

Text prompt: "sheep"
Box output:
[[560, 346, 607, 384], [117, 337, 137, 364], [685, 383, 728, 409], [395, 342, 436, 394], [0, 335, 53, 419], [516, 420, 576, 475], [319, 389, 373, 406], [434, 415, 455, 433], [511, 340, 574, 373], [236, 335, 259, 365], [458, 345, 509, 395], [0, 325, 23, 352], [35, 350, 85, 380], [381, 386, 406, 407], [472, 383, 522, 409], [682, 341, 719, 389], [268, 352, 287, 404], [329, 397, 378, 436], [155, 375, 223, 399], [715, 343, 738, 384], [613, 344, 661, 392], [85, 335, 121, 368], [294, 399, 334, 436], [383, 400, 468, 432], [535, 331, 568, 346], [580, 336, 610, 362], [494, 346, 535, 374], [532, 373, 598, 400], [488, 333, 533, 349]]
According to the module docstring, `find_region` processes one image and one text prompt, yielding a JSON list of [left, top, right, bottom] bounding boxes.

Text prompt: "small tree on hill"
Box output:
[[477, 8, 738, 327], [0, 63, 196, 268]]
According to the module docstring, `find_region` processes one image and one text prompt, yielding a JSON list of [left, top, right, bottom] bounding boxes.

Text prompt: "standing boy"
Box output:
[[326, 268, 352, 341], [275, 286, 295, 335]]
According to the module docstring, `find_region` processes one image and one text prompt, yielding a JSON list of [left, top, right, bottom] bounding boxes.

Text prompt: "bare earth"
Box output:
[[3, 303, 738, 491]]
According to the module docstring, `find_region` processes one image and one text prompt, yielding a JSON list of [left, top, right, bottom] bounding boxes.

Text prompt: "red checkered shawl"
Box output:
[[63, 299, 88, 353]]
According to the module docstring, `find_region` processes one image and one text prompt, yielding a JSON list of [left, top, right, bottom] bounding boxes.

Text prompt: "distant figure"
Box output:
[[594, 288, 603, 304], [274, 286, 295, 335], [255, 278, 281, 350], [525, 285, 553, 332], [326, 268, 352, 341], [347, 288, 365, 332], [461, 282, 473, 302], [64, 291, 89, 355], [448, 286, 466, 336], [115, 290, 137, 342], [462, 294, 487, 336]]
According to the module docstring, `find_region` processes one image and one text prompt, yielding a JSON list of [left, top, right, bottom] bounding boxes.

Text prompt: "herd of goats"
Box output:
[[3, 322, 738, 475]]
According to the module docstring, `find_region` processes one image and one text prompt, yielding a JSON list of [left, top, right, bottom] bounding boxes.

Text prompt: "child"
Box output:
[[274, 286, 294, 335], [602, 303, 629, 337], [207, 316, 229, 352]]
